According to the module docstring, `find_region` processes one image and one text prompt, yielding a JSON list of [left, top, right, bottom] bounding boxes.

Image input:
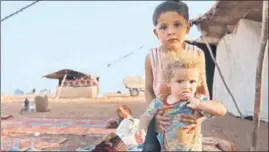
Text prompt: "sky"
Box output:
[[1, 1, 215, 96]]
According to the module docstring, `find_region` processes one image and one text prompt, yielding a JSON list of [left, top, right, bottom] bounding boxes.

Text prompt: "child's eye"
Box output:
[[159, 25, 167, 30], [176, 80, 184, 83], [174, 22, 182, 28], [190, 80, 196, 84]]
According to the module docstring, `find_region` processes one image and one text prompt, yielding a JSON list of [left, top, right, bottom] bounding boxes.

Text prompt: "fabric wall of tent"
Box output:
[[43, 69, 100, 98], [190, 1, 268, 122]]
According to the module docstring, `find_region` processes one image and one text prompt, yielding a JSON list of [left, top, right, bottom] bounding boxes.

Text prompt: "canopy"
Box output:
[[43, 69, 92, 80], [191, 1, 262, 44]]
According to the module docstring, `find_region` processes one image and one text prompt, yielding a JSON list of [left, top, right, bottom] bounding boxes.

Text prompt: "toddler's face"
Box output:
[[153, 11, 190, 50], [169, 68, 200, 99]]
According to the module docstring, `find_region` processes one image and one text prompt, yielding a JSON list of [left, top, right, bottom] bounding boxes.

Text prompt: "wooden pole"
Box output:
[[251, 1, 268, 151], [56, 73, 67, 101]]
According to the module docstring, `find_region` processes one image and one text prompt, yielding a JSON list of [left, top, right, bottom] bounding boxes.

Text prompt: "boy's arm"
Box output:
[[138, 98, 161, 132], [196, 49, 210, 99], [145, 54, 156, 103], [197, 96, 227, 117]]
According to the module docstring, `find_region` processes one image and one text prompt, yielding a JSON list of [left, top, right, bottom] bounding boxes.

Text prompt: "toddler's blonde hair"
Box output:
[[164, 51, 205, 85]]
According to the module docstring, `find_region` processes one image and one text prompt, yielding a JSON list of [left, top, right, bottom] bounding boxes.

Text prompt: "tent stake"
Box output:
[[251, 1, 268, 151]]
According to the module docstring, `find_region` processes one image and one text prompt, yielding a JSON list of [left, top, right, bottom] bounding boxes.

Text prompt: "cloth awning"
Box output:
[[191, 1, 263, 44], [43, 69, 94, 80]]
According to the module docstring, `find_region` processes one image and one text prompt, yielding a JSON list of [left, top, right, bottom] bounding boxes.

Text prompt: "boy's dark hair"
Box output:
[[152, 0, 189, 26]]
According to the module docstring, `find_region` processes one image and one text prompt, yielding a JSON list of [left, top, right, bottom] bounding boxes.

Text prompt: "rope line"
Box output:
[[1, 1, 40, 22], [107, 46, 144, 68]]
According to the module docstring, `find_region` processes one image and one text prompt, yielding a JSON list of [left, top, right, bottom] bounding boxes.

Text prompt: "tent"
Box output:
[[43, 69, 100, 98], [190, 1, 268, 122]]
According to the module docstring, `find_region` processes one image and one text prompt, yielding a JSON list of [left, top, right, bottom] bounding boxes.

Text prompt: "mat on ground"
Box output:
[[2, 119, 116, 135], [1, 136, 67, 151]]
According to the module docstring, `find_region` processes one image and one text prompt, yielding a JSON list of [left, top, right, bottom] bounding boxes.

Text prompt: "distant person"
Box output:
[[115, 105, 139, 148], [105, 105, 132, 129]]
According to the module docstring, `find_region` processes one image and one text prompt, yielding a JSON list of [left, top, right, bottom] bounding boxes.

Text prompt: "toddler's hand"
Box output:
[[187, 96, 200, 109], [180, 93, 190, 101]]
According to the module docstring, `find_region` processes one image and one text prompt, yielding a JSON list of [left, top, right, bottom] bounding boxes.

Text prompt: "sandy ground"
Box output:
[[1, 100, 268, 151]]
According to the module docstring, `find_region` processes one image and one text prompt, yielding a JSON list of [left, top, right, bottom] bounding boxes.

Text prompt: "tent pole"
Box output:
[[56, 72, 67, 101], [195, 24, 243, 119], [251, 1, 268, 151]]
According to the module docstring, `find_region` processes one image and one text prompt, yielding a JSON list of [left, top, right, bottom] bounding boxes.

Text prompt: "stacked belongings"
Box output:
[[91, 132, 128, 152]]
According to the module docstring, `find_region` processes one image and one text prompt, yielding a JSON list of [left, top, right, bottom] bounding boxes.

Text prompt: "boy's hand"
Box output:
[[135, 130, 145, 144], [186, 96, 201, 109]]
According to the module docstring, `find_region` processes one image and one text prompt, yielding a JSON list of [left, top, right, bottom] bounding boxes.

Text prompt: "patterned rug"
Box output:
[[1, 118, 116, 151], [2, 118, 116, 135], [1, 135, 67, 151]]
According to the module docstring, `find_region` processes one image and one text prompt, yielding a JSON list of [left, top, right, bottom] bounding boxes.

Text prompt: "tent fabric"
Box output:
[[43, 69, 93, 80], [213, 19, 268, 122], [56, 86, 99, 98], [191, 1, 263, 44]]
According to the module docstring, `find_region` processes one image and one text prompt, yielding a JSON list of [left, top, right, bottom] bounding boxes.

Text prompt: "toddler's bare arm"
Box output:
[[197, 100, 227, 117], [193, 95, 226, 118]]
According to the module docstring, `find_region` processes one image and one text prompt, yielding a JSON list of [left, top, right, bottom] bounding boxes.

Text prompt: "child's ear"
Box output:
[[153, 28, 159, 39], [186, 22, 191, 34]]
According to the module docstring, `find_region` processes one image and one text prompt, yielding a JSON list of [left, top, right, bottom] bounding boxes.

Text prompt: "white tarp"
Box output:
[[213, 19, 268, 122]]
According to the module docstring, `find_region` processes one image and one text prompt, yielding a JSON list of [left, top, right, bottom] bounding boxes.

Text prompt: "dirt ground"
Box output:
[[1, 101, 268, 151]]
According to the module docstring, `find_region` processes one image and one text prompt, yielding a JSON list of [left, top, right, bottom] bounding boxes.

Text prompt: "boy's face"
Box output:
[[153, 11, 190, 49], [169, 68, 200, 99]]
